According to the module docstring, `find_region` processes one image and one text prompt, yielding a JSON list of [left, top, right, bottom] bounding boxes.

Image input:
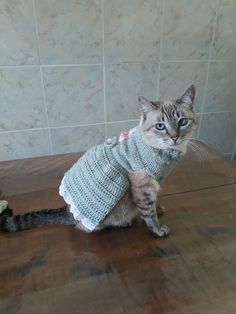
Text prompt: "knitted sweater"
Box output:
[[60, 128, 182, 230]]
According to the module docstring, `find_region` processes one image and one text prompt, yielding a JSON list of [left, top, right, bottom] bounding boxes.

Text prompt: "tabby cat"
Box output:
[[0, 85, 197, 237]]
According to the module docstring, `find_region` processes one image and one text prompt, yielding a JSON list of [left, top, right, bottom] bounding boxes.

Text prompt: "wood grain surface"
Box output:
[[0, 147, 235, 314]]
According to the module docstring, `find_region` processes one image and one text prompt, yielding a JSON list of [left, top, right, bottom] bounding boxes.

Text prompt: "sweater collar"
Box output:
[[133, 128, 183, 161]]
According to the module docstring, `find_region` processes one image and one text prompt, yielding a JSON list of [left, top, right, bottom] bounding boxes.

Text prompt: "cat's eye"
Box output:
[[178, 118, 188, 127], [155, 123, 165, 131]]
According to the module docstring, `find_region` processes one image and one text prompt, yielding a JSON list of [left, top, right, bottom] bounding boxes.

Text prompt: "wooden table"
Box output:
[[0, 146, 236, 314]]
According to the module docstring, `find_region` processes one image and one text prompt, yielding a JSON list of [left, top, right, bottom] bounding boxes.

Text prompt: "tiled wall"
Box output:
[[0, 0, 236, 161]]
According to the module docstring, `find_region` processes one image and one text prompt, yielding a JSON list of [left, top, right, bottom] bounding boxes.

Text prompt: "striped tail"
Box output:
[[0, 202, 75, 232]]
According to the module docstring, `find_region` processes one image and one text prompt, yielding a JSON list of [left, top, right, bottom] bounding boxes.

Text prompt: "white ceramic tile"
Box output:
[[159, 62, 208, 112], [104, 0, 162, 63], [106, 62, 159, 122], [51, 124, 105, 154], [204, 62, 236, 112], [162, 0, 216, 60], [42, 66, 104, 127], [0, 67, 46, 131], [35, 0, 102, 64], [192, 113, 201, 139], [106, 120, 139, 139], [212, 0, 236, 59], [0, 0, 38, 65], [0, 0, 236, 162], [199, 112, 236, 154], [0, 129, 50, 161]]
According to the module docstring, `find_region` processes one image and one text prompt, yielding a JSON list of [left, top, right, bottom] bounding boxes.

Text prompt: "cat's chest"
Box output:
[[112, 135, 182, 181], [143, 154, 179, 182]]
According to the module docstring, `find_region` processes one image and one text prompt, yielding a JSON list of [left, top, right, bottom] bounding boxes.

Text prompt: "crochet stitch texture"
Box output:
[[60, 128, 182, 230]]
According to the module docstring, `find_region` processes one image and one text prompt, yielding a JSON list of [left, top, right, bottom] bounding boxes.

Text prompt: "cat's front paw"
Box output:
[[152, 224, 170, 237]]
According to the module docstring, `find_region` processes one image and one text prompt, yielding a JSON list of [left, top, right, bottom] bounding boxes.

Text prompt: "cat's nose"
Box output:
[[171, 136, 179, 143]]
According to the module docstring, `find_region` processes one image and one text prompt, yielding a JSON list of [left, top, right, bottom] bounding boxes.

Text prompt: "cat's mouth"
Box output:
[[169, 140, 183, 149], [170, 141, 180, 147]]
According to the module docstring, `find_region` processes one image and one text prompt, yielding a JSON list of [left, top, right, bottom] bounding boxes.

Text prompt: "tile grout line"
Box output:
[[32, 0, 53, 155], [156, 62, 161, 100], [0, 127, 48, 134], [0, 64, 40, 68], [0, 64, 103, 68], [105, 119, 140, 125], [101, 0, 107, 139], [2, 104, 236, 135], [156, 0, 165, 100], [1, 60, 236, 69], [201, 109, 236, 115], [40, 63, 102, 67], [158, 59, 236, 63], [197, 0, 219, 138], [39, 68, 53, 154], [232, 143, 236, 160], [0, 119, 141, 135], [197, 73, 209, 138]]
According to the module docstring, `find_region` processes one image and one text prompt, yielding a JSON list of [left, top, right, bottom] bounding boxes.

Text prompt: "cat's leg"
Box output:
[[99, 189, 138, 230], [156, 204, 166, 217], [129, 171, 169, 237]]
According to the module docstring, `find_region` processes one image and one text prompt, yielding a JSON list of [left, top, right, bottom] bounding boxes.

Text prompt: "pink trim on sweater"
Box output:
[[119, 127, 137, 142]]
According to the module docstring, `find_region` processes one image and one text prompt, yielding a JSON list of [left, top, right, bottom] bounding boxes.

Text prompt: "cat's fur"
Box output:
[[0, 85, 197, 237]]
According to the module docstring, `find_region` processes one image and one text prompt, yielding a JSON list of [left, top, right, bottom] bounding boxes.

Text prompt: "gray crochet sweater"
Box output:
[[61, 129, 182, 229]]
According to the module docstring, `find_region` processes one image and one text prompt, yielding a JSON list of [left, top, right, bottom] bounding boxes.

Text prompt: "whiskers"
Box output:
[[187, 138, 213, 163]]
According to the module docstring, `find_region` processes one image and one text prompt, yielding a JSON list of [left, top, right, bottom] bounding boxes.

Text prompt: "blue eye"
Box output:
[[178, 118, 188, 127], [155, 123, 165, 131]]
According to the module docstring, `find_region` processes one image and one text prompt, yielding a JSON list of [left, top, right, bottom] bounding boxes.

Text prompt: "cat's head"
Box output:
[[139, 85, 197, 152]]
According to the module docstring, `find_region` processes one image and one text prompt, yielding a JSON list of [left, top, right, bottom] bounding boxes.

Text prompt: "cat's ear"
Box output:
[[177, 85, 195, 109], [138, 95, 156, 114]]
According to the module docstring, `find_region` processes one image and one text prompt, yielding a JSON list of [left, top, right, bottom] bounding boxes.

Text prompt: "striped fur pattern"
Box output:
[[139, 86, 196, 153], [98, 85, 197, 237], [129, 171, 169, 237], [0, 205, 74, 232], [0, 86, 196, 237]]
